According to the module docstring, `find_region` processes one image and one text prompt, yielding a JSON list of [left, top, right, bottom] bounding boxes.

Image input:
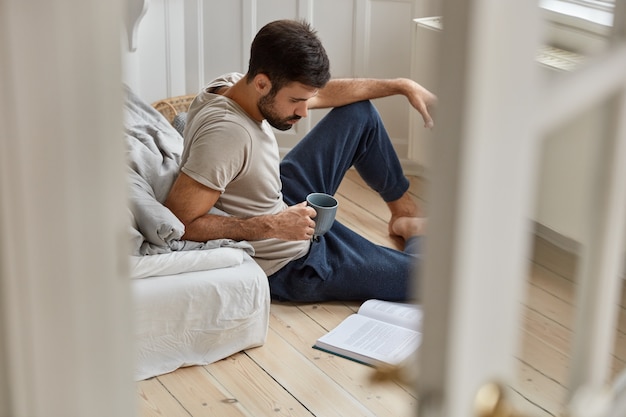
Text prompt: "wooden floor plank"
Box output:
[[343, 170, 427, 204], [528, 261, 626, 336], [269, 302, 417, 417], [518, 326, 570, 387], [514, 359, 568, 415], [528, 262, 575, 305], [522, 307, 571, 357], [525, 264, 626, 366], [340, 170, 426, 218], [525, 282, 576, 332], [246, 327, 382, 417], [295, 302, 361, 331], [136, 377, 192, 417], [508, 387, 554, 417], [531, 236, 578, 282], [156, 366, 251, 417], [204, 352, 314, 417], [334, 192, 398, 249], [337, 175, 391, 222]]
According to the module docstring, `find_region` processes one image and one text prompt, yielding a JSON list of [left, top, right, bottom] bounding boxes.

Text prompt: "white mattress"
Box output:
[[131, 253, 269, 380]]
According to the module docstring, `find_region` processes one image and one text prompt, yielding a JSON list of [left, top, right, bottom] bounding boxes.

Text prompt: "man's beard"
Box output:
[[258, 94, 301, 131]]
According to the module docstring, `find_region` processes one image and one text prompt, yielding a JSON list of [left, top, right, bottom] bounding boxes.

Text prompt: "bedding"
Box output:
[[129, 246, 245, 279], [132, 254, 269, 380], [124, 84, 187, 255], [124, 84, 248, 257], [123, 85, 270, 380]]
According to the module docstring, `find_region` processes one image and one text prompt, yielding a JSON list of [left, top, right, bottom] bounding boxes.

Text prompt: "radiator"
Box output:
[[537, 44, 585, 71]]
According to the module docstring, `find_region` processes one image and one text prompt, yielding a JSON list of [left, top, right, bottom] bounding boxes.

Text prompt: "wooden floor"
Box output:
[[136, 170, 626, 417]]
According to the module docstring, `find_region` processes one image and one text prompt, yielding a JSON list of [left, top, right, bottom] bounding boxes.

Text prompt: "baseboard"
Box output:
[[532, 221, 581, 256], [533, 221, 626, 279], [400, 158, 427, 177]]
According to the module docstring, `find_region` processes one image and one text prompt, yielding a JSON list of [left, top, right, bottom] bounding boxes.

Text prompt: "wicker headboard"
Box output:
[[152, 94, 195, 124]]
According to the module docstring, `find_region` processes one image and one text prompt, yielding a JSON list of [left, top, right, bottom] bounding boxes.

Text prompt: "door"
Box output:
[[416, 1, 626, 416], [0, 1, 134, 416]]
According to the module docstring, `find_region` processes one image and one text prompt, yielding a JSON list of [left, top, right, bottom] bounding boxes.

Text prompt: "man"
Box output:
[[165, 19, 436, 302]]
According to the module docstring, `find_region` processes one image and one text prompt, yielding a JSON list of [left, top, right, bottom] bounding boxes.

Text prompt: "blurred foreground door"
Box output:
[[416, 1, 626, 417], [0, 1, 134, 416]]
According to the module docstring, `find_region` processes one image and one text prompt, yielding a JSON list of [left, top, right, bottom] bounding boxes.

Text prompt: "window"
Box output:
[[566, 0, 614, 12], [540, 0, 614, 28], [540, 0, 614, 54]]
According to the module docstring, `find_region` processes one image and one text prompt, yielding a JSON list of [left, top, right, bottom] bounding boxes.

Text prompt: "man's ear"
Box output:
[[253, 74, 272, 95]]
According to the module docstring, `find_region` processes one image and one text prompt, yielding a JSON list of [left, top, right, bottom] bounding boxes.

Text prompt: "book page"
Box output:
[[358, 299, 423, 330], [315, 314, 421, 366]]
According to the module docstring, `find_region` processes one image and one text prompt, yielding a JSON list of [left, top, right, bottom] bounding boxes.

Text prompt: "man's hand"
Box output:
[[400, 78, 437, 129], [268, 202, 317, 241]]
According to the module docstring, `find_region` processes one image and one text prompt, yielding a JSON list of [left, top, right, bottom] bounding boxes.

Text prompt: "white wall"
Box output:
[[535, 99, 606, 248]]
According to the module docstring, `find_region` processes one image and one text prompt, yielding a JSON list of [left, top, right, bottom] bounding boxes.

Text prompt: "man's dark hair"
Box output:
[[247, 19, 331, 93]]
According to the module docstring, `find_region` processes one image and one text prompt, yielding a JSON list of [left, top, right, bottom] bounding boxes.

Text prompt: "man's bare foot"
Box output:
[[389, 216, 427, 241], [387, 193, 423, 237]]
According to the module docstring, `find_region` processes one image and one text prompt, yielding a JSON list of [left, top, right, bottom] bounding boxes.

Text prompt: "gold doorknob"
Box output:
[[474, 382, 524, 417]]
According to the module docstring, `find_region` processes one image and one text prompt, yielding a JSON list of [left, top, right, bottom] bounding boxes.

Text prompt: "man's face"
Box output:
[[258, 82, 318, 131]]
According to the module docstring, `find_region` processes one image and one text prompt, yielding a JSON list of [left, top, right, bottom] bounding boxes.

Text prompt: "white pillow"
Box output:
[[129, 247, 245, 279]]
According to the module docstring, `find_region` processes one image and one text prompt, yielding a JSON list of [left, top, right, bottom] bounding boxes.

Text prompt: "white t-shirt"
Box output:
[[180, 73, 310, 275]]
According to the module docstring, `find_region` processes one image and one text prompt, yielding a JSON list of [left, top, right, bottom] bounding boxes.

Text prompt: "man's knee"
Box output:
[[333, 100, 380, 124]]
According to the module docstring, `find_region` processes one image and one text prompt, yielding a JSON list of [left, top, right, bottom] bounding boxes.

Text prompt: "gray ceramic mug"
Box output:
[[306, 192, 338, 241]]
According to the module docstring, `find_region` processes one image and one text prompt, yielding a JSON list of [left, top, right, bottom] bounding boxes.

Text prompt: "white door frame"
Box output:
[[416, 0, 626, 416]]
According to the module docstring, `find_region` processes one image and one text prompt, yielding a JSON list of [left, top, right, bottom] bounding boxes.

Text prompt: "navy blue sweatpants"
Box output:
[[269, 101, 422, 302]]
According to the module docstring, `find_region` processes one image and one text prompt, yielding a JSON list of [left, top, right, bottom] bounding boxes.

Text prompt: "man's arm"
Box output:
[[308, 78, 437, 128], [164, 172, 317, 242]]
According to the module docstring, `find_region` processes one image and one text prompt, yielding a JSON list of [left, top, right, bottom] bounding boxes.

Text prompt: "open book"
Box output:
[[313, 299, 422, 367]]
